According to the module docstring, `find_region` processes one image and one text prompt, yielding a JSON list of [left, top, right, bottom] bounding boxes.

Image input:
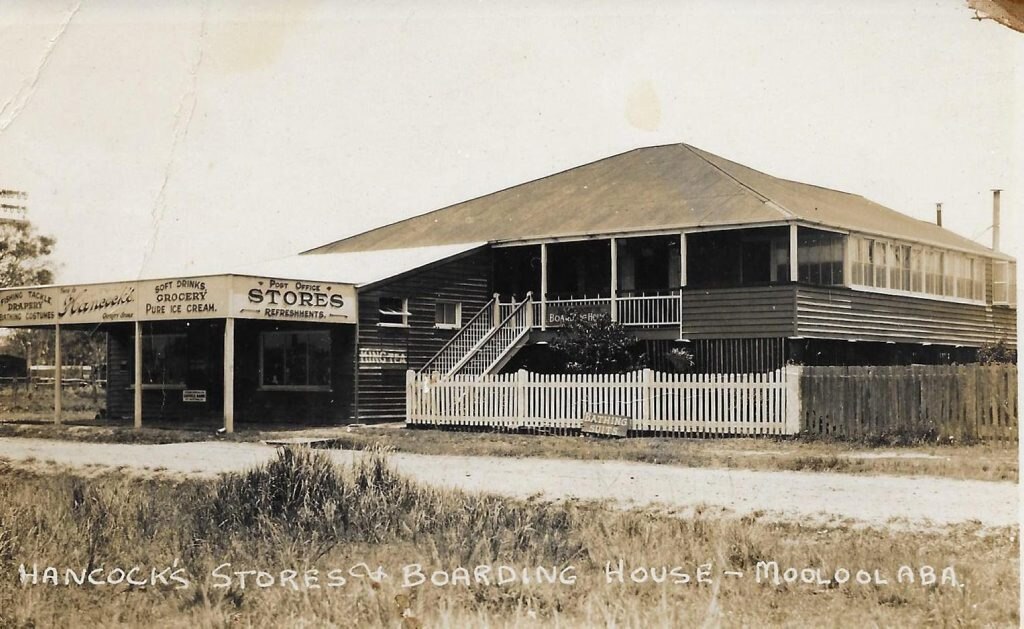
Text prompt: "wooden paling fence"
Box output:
[[800, 364, 1018, 441], [406, 367, 798, 436]]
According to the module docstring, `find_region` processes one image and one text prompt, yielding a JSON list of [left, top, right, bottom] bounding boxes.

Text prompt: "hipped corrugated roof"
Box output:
[[306, 143, 1010, 260], [236, 242, 487, 287]]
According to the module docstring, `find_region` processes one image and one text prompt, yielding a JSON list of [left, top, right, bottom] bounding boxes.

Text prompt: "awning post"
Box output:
[[223, 317, 235, 434], [53, 323, 62, 424], [134, 321, 143, 429]]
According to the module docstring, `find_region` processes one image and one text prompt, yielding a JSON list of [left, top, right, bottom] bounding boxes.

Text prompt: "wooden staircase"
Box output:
[[419, 293, 533, 379]]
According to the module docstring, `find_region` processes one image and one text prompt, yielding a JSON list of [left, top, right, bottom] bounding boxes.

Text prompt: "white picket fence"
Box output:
[[407, 366, 800, 436]]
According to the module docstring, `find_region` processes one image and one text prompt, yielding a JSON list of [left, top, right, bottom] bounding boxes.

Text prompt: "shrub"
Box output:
[[549, 310, 643, 374]]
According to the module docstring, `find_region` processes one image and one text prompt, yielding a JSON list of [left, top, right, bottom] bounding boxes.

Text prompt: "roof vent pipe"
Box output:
[[991, 189, 1001, 253], [935, 203, 942, 227]]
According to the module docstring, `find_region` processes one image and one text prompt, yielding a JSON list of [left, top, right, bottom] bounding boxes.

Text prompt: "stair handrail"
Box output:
[[452, 292, 533, 377], [418, 295, 496, 376]]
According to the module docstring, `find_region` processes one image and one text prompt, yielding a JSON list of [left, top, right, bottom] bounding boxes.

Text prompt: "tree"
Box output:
[[0, 218, 55, 287], [549, 310, 644, 374]]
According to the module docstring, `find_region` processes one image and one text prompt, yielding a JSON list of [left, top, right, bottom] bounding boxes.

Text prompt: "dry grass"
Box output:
[[0, 386, 104, 422], [0, 448, 1017, 627]]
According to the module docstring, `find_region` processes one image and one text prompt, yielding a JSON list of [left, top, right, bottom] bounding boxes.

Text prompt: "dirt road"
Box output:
[[0, 437, 1016, 528]]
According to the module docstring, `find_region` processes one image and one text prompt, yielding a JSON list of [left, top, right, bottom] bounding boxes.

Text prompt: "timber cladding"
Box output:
[[681, 285, 796, 339], [795, 286, 1017, 347], [356, 248, 493, 420], [799, 364, 1018, 442]]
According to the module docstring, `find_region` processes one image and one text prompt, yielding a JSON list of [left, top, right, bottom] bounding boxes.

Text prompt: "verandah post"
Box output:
[[789, 223, 799, 283], [540, 243, 548, 331], [610, 237, 618, 322]]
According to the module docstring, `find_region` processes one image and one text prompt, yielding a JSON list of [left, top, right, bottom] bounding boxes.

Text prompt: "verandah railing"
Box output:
[[531, 293, 681, 328]]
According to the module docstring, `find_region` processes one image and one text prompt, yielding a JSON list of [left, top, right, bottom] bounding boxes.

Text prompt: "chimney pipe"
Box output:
[[935, 203, 942, 227], [991, 190, 1001, 253]]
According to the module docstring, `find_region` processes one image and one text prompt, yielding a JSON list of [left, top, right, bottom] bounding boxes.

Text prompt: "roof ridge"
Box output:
[[679, 144, 796, 221]]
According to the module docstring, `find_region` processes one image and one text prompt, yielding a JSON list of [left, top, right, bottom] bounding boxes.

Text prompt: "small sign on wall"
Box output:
[[359, 347, 408, 368], [182, 389, 207, 403]]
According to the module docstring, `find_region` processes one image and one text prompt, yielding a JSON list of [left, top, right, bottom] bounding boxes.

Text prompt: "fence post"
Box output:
[[430, 370, 440, 426], [405, 369, 415, 424], [784, 364, 802, 435], [516, 369, 528, 430], [642, 368, 653, 431]]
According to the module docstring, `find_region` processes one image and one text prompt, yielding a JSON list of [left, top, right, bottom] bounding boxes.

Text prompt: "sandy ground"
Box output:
[[0, 437, 1016, 529]]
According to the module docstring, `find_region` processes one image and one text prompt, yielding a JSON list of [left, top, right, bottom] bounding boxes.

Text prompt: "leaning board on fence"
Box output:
[[407, 367, 794, 436]]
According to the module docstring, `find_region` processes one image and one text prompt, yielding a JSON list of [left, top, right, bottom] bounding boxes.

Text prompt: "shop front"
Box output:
[[0, 274, 357, 431]]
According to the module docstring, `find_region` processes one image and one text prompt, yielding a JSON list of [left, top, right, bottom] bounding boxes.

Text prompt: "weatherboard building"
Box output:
[[0, 144, 1016, 429]]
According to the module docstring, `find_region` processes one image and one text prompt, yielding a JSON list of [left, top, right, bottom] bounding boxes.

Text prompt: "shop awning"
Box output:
[[0, 242, 487, 327], [0, 273, 357, 327]]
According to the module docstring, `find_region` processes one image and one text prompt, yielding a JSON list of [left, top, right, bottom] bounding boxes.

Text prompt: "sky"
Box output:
[[0, 0, 1020, 284]]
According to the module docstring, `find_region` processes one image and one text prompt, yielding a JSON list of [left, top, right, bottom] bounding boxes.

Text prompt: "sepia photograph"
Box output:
[[0, 1, 1020, 626]]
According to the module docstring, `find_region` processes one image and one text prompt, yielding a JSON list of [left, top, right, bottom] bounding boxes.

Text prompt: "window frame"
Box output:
[[258, 329, 332, 392], [434, 300, 462, 329], [847, 233, 987, 305], [378, 296, 410, 327], [993, 260, 1017, 307]]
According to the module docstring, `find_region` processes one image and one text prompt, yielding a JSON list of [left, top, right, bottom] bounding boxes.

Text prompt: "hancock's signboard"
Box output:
[[0, 275, 356, 326]]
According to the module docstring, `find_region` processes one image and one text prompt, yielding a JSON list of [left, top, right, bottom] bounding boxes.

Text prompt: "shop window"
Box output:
[[142, 333, 187, 387], [378, 297, 409, 327], [435, 301, 461, 329], [260, 331, 331, 390]]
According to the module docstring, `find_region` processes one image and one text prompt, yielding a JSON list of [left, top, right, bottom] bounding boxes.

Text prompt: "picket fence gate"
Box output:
[[406, 366, 799, 436]]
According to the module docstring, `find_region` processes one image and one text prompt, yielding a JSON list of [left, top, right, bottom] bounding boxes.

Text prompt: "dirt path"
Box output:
[[0, 437, 1016, 528]]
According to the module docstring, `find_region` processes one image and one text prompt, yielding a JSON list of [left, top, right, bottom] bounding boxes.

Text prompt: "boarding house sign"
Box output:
[[545, 301, 609, 327]]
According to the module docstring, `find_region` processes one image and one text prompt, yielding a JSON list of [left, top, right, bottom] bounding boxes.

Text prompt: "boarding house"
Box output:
[[0, 144, 1016, 429]]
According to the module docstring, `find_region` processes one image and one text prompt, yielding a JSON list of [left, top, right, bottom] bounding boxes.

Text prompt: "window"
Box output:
[[260, 331, 331, 389], [142, 333, 187, 387], [888, 243, 911, 291], [434, 301, 461, 328], [378, 297, 409, 326], [910, 245, 924, 293], [848, 235, 986, 303], [797, 230, 843, 285], [872, 240, 888, 288], [993, 261, 1017, 306]]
